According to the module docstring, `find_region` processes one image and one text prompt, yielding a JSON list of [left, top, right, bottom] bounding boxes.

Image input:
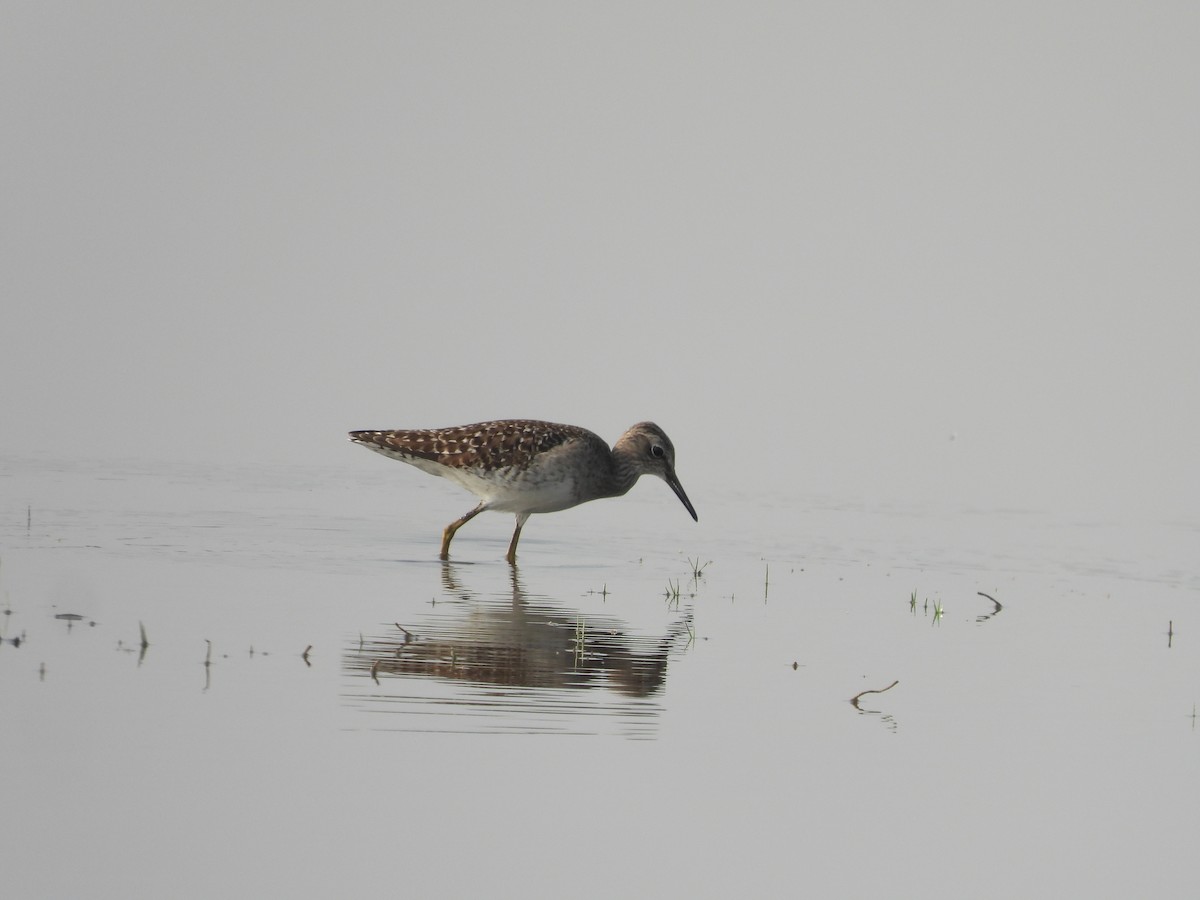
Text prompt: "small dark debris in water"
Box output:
[[39, 662, 46, 680], [792, 661, 798, 670], [53, 613, 97, 628], [302, 645, 312, 666]]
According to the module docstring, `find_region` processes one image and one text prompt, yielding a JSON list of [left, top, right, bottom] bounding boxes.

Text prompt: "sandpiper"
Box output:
[[348, 419, 697, 563]]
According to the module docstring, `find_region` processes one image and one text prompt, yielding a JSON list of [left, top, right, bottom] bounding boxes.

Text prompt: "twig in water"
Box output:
[[977, 591, 1002, 611], [202, 640, 213, 692], [975, 591, 1003, 623], [137, 622, 150, 666], [850, 680, 899, 709], [302, 645, 312, 666]]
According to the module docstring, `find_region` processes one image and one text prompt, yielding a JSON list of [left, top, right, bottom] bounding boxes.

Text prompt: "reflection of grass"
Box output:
[[571, 617, 586, 664]]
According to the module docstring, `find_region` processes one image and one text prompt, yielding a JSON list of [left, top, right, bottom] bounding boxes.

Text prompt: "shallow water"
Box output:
[[2, 456, 1197, 898]]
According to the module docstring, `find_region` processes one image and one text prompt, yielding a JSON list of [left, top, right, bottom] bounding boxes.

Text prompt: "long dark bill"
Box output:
[[666, 469, 698, 522]]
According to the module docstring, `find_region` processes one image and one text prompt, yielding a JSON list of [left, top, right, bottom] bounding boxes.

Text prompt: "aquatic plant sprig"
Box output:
[[664, 579, 681, 606]]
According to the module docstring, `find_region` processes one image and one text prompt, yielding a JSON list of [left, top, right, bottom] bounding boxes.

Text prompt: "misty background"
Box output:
[[3, 3, 1197, 518]]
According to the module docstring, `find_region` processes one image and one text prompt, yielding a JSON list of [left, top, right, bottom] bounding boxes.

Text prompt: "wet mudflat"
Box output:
[[2, 457, 1197, 898]]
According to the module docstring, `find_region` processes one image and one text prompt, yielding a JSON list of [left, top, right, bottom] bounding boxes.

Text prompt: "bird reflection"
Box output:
[[343, 563, 691, 735]]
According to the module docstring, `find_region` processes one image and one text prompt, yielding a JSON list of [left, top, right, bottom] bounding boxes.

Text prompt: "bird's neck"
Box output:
[[596, 445, 642, 499]]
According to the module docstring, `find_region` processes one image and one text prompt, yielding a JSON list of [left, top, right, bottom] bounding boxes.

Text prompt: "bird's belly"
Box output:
[[443, 466, 583, 515], [487, 476, 582, 514]]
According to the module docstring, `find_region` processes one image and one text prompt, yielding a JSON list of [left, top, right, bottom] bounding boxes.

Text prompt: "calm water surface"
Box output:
[[2, 456, 1197, 898]]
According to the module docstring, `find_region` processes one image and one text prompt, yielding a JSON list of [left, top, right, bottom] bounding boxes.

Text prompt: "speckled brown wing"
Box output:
[[348, 419, 599, 472]]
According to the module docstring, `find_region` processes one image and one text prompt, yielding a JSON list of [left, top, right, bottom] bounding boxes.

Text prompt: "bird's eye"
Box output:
[[650, 444, 665, 459]]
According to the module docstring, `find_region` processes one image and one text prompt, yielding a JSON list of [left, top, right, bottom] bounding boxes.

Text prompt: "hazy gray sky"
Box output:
[[3, 3, 1197, 516]]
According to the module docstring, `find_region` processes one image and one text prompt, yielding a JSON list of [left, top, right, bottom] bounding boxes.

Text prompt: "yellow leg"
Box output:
[[505, 513, 530, 565], [441, 503, 485, 559]]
